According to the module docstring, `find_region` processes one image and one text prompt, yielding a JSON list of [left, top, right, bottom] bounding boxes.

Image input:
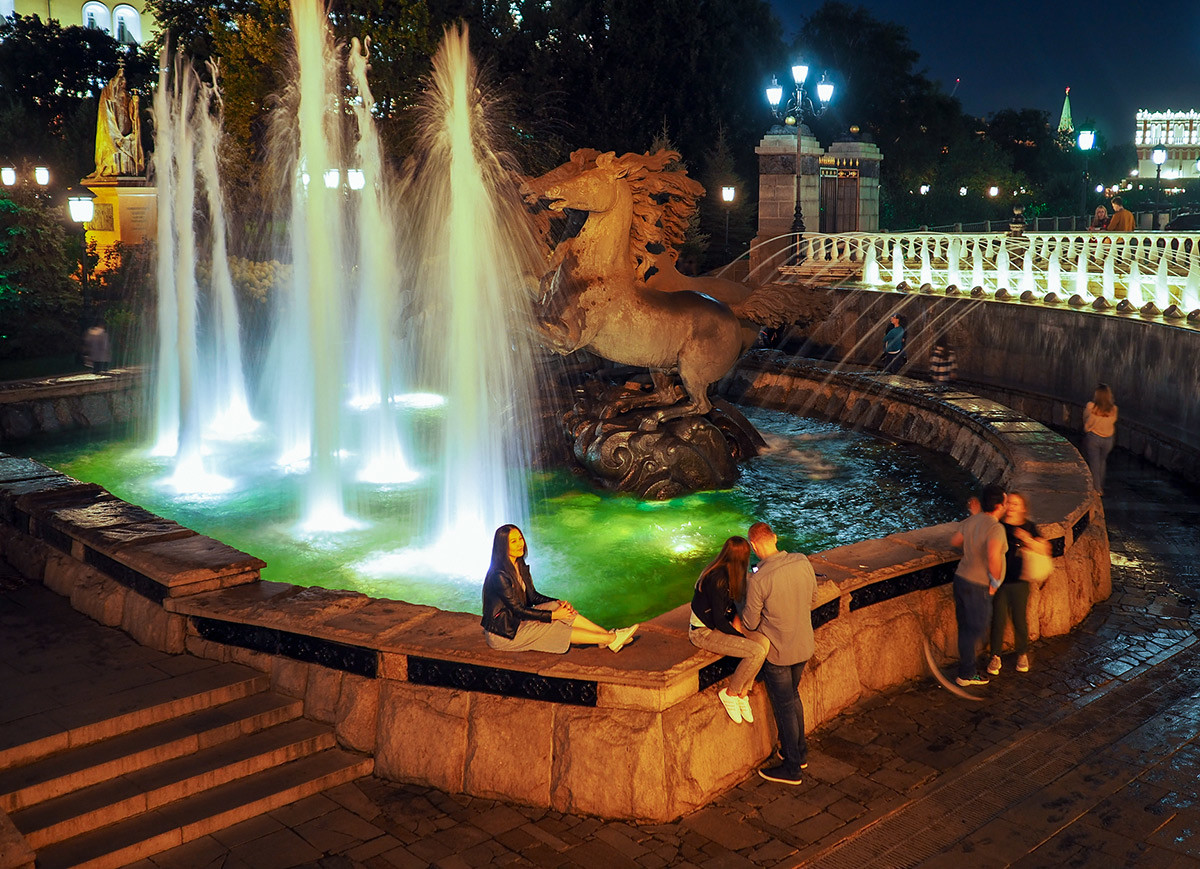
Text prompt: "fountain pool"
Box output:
[[29, 404, 974, 626]]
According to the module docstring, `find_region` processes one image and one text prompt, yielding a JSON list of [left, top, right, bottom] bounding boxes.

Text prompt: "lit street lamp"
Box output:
[[765, 61, 835, 262], [67, 187, 97, 322], [721, 185, 735, 257], [1151, 145, 1168, 229], [1077, 129, 1095, 226]]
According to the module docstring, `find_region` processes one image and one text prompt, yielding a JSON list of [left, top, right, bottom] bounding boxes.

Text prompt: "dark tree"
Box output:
[[0, 188, 81, 359]]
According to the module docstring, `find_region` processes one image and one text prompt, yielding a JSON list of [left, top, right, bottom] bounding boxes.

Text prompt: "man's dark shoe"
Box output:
[[758, 765, 803, 785]]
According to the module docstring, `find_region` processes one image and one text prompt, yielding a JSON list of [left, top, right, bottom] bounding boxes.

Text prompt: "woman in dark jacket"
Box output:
[[481, 525, 638, 653], [688, 536, 770, 724]]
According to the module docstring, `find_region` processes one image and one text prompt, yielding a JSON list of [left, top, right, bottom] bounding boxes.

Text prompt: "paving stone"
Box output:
[[324, 781, 382, 821], [345, 835, 403, 861], [268, 793, 340, 828], [210, 812, 288, 848], [146, 834, 229, 868], [470, 805, 527, 836], [226, 827, 322, 869], [593, 824, 651, 859]]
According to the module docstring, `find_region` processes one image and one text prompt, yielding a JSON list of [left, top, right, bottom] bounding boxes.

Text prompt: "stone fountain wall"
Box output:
[[0, 360, 1109, 822], [0, 370, 143, 443], [783, 286, 1200, 484]]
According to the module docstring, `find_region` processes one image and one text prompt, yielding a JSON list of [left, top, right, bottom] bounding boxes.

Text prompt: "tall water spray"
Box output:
[[287, 0, 348, 527], [151, 59, 255, 488], [153, 8, 540, 574], [408, 25, 542, 555]]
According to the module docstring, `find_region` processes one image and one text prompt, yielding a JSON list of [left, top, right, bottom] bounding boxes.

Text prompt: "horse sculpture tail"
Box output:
[[733, 284, 808, 329]]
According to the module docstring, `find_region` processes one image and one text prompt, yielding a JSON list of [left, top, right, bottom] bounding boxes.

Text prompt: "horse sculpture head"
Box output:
[[525, 149, 704, 280], [541, 152, 631, 216]]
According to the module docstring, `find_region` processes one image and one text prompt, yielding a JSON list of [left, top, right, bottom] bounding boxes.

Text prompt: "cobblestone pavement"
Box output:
[[20, 450, 1200, 868]]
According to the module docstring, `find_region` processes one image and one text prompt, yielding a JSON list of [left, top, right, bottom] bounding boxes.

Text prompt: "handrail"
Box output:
[[767, 231, 1200, 316]]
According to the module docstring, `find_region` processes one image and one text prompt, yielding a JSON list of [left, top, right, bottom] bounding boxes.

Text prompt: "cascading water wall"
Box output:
[[406, 24, 543, 564], [347, 37, 415, 487]]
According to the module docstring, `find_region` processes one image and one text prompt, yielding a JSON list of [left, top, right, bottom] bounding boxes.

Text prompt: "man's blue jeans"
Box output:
[[953, 576, 992, 679], [761, 660, 808, 774]]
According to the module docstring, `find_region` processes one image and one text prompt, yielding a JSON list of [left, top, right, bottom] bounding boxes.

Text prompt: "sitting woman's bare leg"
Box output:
[[569, 626, 616, 645]]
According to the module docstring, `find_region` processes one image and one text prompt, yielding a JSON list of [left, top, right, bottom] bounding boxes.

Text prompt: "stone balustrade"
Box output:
[[0, 358, 1109, 821], [765, 231, 1200, 318]]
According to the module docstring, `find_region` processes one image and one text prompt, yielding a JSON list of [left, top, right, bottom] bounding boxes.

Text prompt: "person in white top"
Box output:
[[1083, 384, 1118, 495]]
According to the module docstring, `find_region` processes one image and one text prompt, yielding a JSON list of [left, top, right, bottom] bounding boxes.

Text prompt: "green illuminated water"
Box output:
[[29, 405, 973, 626]]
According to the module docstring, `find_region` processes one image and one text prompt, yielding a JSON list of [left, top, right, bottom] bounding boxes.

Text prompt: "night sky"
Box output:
[[768, 0, 1200, 146]]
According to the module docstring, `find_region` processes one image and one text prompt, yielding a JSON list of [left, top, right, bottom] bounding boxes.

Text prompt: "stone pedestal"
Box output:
[[82, 177, 157, 263]]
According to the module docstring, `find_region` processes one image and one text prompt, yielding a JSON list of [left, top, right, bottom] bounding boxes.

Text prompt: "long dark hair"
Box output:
[[1092, 383, 1115, 414], [489, 524, 526, 577], [697, 536, 752, 602]]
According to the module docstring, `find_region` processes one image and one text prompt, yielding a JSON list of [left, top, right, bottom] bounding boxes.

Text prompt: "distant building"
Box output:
[[3, 0, 149, 45], [1135, 110, 1200, 181]]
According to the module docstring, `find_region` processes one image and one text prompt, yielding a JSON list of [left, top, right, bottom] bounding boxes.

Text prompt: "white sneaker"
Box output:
[[1016, 654, 1030, 673], [608, 624, 638, 652], [718, 688, 743, 723], [736, 694, 754, 724], [987, 655, 1002, 676]]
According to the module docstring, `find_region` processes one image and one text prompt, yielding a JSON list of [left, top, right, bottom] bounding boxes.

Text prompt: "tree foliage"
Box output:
[[0, 189, 81, 359]]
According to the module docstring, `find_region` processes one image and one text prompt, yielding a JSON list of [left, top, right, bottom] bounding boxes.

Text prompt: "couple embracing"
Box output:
[[688, 522, 817, 786]]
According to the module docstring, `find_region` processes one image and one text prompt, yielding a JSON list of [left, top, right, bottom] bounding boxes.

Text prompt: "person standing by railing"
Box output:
[[929, 336, 957, 387], [1107, 198, 1135, 232], [882, 314, 907, 373], [1083, 384, 1118, 496]]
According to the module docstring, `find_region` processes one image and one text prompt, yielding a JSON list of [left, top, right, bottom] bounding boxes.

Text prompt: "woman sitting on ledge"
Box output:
[[482, 524, 638, 653]]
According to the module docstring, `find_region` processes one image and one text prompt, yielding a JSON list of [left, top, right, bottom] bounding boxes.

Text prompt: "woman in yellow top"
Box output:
[[1083, 384, 1118, 495]]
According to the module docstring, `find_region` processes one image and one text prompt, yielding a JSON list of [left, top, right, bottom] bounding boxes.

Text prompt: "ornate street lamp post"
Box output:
[[1077, 129, 1095, 225], [67, 187, 97, 323], [765, 63, 834, 262], [721, 185, 735, 257], [1151, 145, 1168, 229]]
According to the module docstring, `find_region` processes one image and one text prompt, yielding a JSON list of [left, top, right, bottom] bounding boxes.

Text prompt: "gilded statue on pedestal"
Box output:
[[92, 67, 144, 177]]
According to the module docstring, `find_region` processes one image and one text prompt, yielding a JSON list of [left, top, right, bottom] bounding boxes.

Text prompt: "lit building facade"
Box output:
[[1135, 110, 1200, 181], [3, 0, 148, 45]]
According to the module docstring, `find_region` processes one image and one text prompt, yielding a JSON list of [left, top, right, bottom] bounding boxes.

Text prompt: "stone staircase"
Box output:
[[0, 661, 372, 869]]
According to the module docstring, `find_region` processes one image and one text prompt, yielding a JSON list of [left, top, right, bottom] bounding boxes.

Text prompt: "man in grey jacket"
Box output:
[[743, 521, 818, 785]]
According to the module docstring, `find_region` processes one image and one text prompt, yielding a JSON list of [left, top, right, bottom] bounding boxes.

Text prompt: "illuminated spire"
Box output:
[[1057, 86, 1074, 135]]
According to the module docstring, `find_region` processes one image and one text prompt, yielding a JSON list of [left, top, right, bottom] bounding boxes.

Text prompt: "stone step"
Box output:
[[13, 718, 334, 849], [0, 663, 269, 772], [0, 692, 302, 813], [34, 749, 373, 869]]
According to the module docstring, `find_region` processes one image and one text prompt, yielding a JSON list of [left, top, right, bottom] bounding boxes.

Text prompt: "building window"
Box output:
[[112, 5, 141, 44], [81, 1, 111, 32]]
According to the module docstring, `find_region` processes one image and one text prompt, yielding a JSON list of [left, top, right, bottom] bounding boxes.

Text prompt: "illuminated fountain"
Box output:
[[38, 10, 975, 627], [150, 9, 538, 573]]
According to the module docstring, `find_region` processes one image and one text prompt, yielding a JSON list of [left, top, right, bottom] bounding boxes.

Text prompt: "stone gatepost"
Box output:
[[825, 139, 883, 232], [750, 128, 797, 278], [750, 126, 820, 278], [753, 133, 886, 276]]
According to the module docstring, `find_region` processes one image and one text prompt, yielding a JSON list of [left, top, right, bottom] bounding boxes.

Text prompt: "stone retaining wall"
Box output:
[[0, 370, 143, 443], [782, 286, 1200, 484], [0, 361, 1109, 821]]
